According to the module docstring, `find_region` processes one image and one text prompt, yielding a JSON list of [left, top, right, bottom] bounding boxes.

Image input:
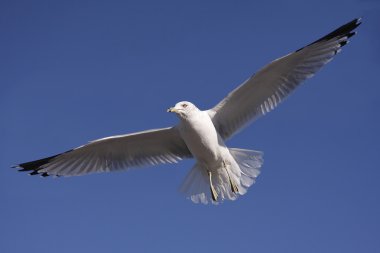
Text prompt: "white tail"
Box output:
[[179, 148, 264, 204]]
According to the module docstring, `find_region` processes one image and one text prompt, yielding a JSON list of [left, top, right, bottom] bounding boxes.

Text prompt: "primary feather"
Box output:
[[208, 18, 361, 140], [16, 127, 191, 177]]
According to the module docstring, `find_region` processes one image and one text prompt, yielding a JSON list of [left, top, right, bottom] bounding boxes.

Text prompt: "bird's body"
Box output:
[[14, 18, 361, 204], [177, 107, 224, 167], [172, 102, 243, 202]]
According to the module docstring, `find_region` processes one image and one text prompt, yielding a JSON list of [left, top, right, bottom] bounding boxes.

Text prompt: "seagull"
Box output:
[[14, 18, 361, 204]]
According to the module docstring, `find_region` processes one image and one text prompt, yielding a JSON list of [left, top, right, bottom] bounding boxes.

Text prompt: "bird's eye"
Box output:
[[182, 103, 188, 108]]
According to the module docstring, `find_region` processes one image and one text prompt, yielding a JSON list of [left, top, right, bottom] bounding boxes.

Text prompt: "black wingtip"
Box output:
[[15, 153, 63, 176], [315, 17, 361, 44], [40, 172, 49, 177], [340, 40, 348, 47], [296, 17, 362, 52], [29, 171, 40, 176], [14, 149, 73, 177], [346, 31, 356, 39], [17, 155, 57, 176]]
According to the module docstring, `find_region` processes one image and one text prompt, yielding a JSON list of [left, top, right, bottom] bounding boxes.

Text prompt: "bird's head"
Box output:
[[167, 101, 198, 118]]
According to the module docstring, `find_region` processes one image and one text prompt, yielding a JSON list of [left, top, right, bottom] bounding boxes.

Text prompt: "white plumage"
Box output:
[[14, 18, 361, 204]]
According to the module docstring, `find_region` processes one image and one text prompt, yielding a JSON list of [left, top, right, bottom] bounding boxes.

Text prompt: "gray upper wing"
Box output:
[[208, 18, 361, 140], [15, 127, 191, 177]]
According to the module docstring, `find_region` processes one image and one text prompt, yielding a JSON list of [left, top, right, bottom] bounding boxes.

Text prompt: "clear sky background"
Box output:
[[1, 0, 379, 252]]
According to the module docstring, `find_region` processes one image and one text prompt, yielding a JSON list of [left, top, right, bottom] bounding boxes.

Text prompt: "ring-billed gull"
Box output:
[[14, 18, 361, 204]]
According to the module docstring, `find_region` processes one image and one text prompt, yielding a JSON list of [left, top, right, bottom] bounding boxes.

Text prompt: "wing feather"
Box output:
[[208, 18, 361, 139], [14, 127, 191, 177]]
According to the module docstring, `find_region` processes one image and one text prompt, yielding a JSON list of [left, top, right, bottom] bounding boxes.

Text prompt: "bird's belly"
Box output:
[[185, 134, 220, 164], [179, 118, 226, 167]]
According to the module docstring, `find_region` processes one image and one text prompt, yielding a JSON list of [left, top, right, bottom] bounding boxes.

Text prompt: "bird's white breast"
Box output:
[[178, 111, 226, 167]]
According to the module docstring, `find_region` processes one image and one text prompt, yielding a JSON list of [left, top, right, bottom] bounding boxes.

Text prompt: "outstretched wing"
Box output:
[[14, 127, 192, 177], [208, 18, 361, 140]]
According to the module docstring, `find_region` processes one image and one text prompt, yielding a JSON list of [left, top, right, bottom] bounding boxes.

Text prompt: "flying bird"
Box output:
[[14, 18, 361, 204]]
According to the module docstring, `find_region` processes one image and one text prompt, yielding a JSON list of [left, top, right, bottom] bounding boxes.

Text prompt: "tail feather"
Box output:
[[179, 148, 264, 204], [180, 165, 210, 204], [230, 148, 263, 189]]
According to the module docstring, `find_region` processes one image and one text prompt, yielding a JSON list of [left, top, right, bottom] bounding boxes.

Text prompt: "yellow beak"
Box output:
[[167, 107, 178, 113]]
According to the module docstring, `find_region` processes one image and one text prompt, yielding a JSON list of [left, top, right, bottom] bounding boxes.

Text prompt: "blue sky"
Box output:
[[1, 0, 379, 252]]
